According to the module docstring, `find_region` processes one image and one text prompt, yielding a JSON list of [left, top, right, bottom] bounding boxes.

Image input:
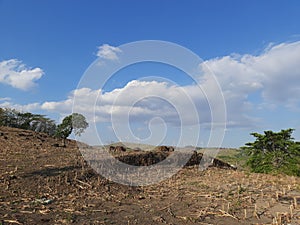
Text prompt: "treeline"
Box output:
[[0, 108, 88, 147], [0, 108, 56, 135]]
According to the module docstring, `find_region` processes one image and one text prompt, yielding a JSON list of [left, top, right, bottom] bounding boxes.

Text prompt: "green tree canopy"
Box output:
[[241, 129, 300, 176], [55, 113, 89, 146]]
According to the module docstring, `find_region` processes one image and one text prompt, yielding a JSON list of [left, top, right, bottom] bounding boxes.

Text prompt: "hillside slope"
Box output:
[[0, 126, 300, 225]]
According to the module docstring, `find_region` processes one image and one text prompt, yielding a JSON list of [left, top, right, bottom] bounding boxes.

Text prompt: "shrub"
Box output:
[[241, 128, 300, 176]]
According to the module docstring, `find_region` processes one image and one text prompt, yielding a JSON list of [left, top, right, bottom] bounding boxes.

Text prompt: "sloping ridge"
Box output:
[[0, 126, 235, 170]]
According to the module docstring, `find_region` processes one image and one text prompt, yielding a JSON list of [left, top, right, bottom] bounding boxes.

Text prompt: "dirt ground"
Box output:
[[0, 126, 300, 225]]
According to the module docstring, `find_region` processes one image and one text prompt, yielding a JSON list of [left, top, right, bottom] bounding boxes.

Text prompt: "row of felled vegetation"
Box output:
[[0, 107, 88, 146], [0, 107, 299, 176]]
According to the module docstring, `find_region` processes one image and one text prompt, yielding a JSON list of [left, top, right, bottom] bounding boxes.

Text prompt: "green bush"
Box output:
[[241, 129, 300, 176]]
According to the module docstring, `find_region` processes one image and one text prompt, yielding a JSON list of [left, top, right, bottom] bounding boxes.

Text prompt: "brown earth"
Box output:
[[0, 126, 300, 225]]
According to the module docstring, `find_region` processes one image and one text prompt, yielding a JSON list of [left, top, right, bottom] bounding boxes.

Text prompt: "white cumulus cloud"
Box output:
[[41, 80, 207, 126], [0, 59, 44, 90], [96, 44, 122, 60], [201, 40, 300, 112]]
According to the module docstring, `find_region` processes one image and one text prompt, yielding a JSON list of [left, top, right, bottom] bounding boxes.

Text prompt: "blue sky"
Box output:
[[1, 0, 300, 147]]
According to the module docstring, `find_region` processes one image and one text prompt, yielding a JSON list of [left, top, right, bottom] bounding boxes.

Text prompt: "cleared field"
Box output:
[[0, 126, 299, 225]]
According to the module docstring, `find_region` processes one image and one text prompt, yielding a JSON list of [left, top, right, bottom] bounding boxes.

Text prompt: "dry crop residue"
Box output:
[[0, 126, 300, 224]]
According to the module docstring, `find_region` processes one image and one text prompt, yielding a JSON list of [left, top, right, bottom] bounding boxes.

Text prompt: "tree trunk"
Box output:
[[62, 138, 66, 147]]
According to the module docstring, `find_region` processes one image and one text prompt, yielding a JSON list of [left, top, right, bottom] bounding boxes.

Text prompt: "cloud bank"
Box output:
[[202, 41, 300, 110], [2, 41, 300, 135]]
